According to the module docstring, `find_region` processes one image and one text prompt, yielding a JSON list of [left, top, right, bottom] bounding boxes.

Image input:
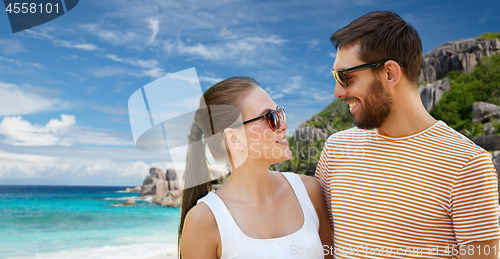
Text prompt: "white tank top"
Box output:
[[197, 172, 324, 259]]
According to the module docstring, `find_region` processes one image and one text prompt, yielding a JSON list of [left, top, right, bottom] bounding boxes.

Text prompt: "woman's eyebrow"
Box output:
[[258, 108, 272, 116], [257, 106, 278, 116]]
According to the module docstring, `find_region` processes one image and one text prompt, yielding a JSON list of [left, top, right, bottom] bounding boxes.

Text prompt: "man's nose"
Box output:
[[333, 81, 348, 99]]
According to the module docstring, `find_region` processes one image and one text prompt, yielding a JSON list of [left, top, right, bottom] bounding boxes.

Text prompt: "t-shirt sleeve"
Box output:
[[315, 137, 333, 227], [451, 151, 500, 245]]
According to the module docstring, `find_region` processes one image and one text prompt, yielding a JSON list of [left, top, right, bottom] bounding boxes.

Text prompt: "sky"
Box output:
[[0, 0, 498, 186]]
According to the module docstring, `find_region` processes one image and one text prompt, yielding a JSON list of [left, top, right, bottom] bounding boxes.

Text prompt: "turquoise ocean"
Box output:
[[0, 185, 180, 259]]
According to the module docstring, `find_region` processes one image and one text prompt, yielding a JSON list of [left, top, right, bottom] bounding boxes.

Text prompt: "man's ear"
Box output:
[[384, 60, 402, 89], [223, 128, 244, 150]]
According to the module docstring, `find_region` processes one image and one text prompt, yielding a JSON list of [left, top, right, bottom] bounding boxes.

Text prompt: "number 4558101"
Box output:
[[5, 2, 60, 14]]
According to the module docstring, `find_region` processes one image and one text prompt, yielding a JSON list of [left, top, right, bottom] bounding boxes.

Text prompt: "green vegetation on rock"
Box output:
[[303, 98, 354, 131], [430, 54, 500, 138], [274, 99, 354, 176], [477, 32, 500, 41]]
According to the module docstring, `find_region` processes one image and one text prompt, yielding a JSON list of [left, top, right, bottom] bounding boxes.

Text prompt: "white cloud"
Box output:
[[0, 39, 26, 55], [23, 29, 100, 51], [164, 34, 287, 65], [0, 150, 172, 184], [219, 28, 237, 39], [80, 23, 140, 45], [54, 40, 100, 51], [142, 67, 166, 78], [88, 66, 129, 77], [176, 40, 221, 60], [92, 104, 128, 115], [272, 93, 284, 99], [0, 56, 43, 69], [329, 52, 336, 58], [23, 28, 55, 40], [0, 115, 133, 146], [246, 35, 288, 45], [0, 82, 58, 116], [199, 76, 224, 84], [147, 18, 160, 45], [306, 39, 321, 49], [266, 76, 303, 99], [46, 114, 76, 128], [282, 76, 302, 94], [104, 54, 166, 78], [0, 115, 75, 146]]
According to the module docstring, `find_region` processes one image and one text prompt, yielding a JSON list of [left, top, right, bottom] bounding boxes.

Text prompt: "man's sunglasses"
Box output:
[[331, 59, 404, 88], [232, 106, 286, 131]]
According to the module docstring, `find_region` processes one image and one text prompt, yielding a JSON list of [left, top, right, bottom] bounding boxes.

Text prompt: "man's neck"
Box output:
[[376, 89, 437, 138]]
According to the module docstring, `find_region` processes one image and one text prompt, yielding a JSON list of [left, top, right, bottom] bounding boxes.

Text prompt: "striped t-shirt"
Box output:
[[315, 120, 500, 258]]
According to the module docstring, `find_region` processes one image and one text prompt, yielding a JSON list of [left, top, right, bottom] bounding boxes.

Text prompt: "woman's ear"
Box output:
[[384, 60, 401, 89], [223, 128, 244, 150]]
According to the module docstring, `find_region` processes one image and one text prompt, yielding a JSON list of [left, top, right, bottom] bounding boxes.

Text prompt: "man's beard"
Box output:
[[351, 77, 392, 129]]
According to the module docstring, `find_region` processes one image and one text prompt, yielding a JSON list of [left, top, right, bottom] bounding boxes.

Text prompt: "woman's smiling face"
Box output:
[[238, 87, 292, 164]]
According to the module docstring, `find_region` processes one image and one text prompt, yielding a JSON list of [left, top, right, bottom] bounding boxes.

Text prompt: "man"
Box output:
[[316, 11, 500, 258]]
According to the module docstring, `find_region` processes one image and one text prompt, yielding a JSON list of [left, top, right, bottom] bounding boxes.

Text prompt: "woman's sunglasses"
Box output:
[[233, 106, 286, 131], [331, 59, 404, 88]]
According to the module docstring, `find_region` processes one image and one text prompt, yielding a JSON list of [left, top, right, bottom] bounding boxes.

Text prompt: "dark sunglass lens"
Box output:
[[269, 112, 280, 131], [333, 71, 345, 88], [339, 73, 347, 88]]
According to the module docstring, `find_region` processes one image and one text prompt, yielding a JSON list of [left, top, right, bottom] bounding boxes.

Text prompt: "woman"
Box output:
[[179, 77, 333, 259]]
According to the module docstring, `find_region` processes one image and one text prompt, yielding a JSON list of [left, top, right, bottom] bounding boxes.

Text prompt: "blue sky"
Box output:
[[0, 0, 498, 186]]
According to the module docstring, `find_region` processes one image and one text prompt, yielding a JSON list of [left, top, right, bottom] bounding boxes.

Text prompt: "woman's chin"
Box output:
[[274, 147, 293, 162], [284, 148, 293, 160]]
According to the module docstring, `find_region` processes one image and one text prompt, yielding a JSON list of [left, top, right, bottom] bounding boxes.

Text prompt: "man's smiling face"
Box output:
[[332, 43, 393, 129]]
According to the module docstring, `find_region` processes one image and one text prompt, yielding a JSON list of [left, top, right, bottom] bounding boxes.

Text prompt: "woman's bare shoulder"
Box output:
[[183, 202, 218, 234], [181, 202, 220, 258], [298, 174, 324, 208]]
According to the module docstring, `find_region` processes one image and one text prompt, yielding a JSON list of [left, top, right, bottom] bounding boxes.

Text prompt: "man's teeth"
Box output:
[[349, 101, 360, 109]]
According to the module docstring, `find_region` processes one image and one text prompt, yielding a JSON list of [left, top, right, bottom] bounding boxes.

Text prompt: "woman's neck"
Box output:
[[222, 160, 277, 203]]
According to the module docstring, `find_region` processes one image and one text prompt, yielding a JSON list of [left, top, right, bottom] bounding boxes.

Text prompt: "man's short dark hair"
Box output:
[[331, 11, 423, 85]]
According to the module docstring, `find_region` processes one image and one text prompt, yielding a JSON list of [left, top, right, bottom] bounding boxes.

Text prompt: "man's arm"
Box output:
[[459, 239, 500, 259], [451, 152, 500, 258], [315, 138, 333, 234]]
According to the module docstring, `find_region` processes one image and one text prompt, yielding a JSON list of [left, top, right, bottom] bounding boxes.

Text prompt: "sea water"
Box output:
[[0, 185, 179, 259]]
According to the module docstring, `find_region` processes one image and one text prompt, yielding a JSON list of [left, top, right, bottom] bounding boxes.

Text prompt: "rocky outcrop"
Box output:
[[166, 168, 177, 181], [294, 126, 329, 143], [473, 135, 500, 151], [418, 78, 450, 111], [143, 167, 165, 184], [138, 167, 183, 208], [492, 151, 500, 174], [124, 185, 141, 193], [114, 200, 136, 206], [152, 194, 181, 207], [123, 200, 136, 206], [140, 167, 180, 197], [134, 165, 229, 208], [472, 102, 500, 123], [419, 38, 500, 83]]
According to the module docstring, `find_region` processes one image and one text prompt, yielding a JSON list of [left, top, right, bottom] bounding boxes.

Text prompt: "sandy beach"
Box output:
[[142, 252, 177, 259]]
